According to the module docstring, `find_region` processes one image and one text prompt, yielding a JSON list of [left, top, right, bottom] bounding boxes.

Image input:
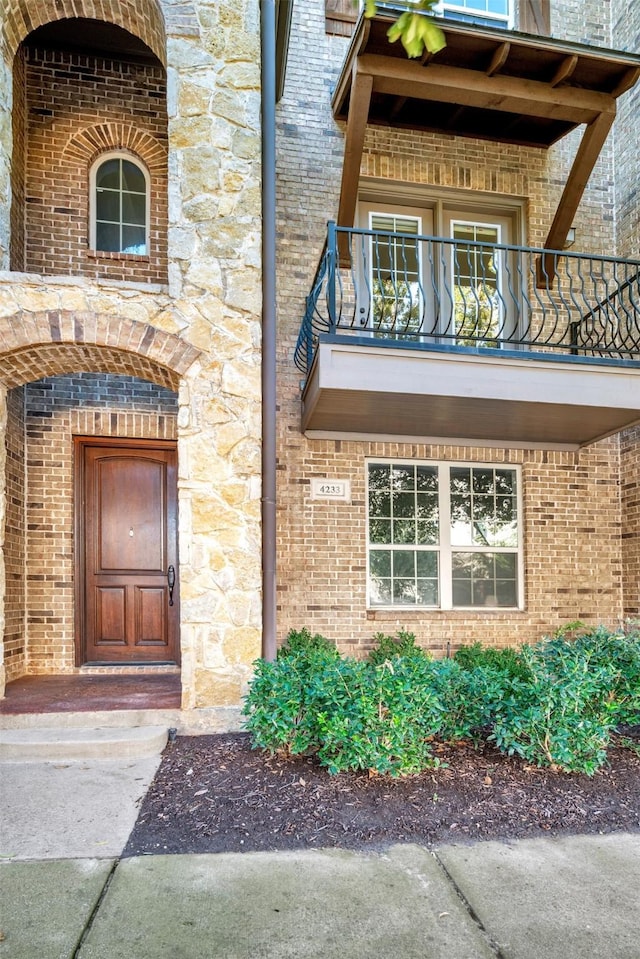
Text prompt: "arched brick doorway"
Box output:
[[8, 8, 169, 279], [0, 313, 201, 698], [1, 0, 166, 65]]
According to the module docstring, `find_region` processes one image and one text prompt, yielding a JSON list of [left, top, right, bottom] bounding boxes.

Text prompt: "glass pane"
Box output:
[[121, 160, 146, 194], [371, 236, 393, 276], [452, 552, 517, 608], [452, 580, 472, 606], [416, 552, 438, 577], [371, 214, 394, 233], [95, 221, 120, 252], [417, 520, 439, 545], [496, 496, 514, 523], [369, 519, 391, 544], [496, 580, 517, 606], [370, 550, 391, 578], [96, 190, 120, 223], [122, 191, 146, 226], [393, 492, 415, 518], [122, 226, 146, 255], [416, 492, 438, 519], [496, 553, 517, 577], [371, 214, 419, 236], [416, 494, 438, 544], [393, 550, 415, 579], [368, 464, 390, 491], [393, 519, 415, 544], [369, 490, 391, 518], [472, 468, 494, 493], [394, 236, 419, 275], [450, 467, 470, 493], [450, 493, 472, 546], [96, 158, 120, 190], [370, 577, 392, 605], [393, 579, 417, 605], [495, 468, 516, 494], [416, 580, 438, 605], [416, 466, 438, 491], [392, 465, 415, 490]]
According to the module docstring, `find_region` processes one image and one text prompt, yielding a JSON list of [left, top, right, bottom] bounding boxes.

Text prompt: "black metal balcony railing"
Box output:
[[294, 222, 640, 375]]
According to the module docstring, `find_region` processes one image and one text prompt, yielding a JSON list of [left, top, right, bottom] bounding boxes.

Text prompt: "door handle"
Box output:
[[167, 565, 176, 607]]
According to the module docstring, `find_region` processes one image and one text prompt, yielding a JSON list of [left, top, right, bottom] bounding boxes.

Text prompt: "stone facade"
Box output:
[[0, 0, 639, 720], [0, 0, 262, 717]]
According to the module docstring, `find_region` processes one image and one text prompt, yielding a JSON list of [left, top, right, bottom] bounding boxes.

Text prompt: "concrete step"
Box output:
[[0, 724, 169, 762]]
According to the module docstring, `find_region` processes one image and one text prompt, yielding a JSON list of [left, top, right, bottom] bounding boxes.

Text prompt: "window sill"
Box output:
[[88, 250, 150, 263], [367, 606, 526, 614]]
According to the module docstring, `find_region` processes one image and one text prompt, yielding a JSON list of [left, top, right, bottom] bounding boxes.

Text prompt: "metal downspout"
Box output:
[[261, 0, 277, 661]]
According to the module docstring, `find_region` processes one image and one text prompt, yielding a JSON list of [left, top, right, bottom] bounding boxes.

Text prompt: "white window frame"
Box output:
[[89, 152, 150, 256], [434, 0, 513, 28], [444, 209, 522, 346], [366, 458, 524, 611], [366, 208, 425, 338], [448, 218, 505, 347]]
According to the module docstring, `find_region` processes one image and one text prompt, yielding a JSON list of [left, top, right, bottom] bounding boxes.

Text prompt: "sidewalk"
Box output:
[[2, 758, 639, 958]]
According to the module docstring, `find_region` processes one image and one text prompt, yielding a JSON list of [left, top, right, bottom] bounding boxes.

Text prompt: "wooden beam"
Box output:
[[389, 96, 408, 121], [539, 109, 616, 283], [550, 54, 578, 88], [611, 66, 640, 98], [331, 18, 370, 116], [486, 42, 510, 77], [337, 65, 373, 233], [356, 54, 614, 125]]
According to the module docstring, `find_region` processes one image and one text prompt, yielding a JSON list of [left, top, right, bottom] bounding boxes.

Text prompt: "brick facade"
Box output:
[[21, 373, 177, 674], [0, 0, 638, 718], [4, 388, 25, 682], [14, 46, 168, 283], [273, 0, 640, 657]]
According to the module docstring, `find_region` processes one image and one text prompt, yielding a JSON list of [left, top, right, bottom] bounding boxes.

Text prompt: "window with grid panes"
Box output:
[[92, 155, 148, 255], [367, 461, 521, 609], [434, 0, 512, 27]]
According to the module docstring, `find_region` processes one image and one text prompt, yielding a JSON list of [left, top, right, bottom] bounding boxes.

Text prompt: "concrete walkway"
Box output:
[[2, 756, 639, 958]]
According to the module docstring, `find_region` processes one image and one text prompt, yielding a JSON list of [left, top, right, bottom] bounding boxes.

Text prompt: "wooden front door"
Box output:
[[76, 438, 179, 665]]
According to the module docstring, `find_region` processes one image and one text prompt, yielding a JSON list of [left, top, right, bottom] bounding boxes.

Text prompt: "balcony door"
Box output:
[[357, 198, 521, 348], [357, 202, 434, 340], [443, 210, 520, 349]]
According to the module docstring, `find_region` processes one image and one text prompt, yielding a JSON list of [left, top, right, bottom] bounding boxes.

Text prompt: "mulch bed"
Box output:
[[124, 732, 640, 857]]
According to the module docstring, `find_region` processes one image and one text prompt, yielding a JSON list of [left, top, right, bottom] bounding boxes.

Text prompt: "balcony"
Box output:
[[333, 12, 640, 255], [295, 224, 640, 448]]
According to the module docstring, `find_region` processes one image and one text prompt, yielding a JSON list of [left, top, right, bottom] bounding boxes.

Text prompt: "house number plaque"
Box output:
[[310, 478, 351, 503]]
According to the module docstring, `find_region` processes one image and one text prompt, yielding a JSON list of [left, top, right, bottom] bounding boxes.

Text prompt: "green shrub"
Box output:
[[243, 629, 341, 756], [245, 637, 445, 775], [276, 627, 340, 661], [548, 625, 640, 727], [454, 641, 531, 681], [244, 625, 640, 778], [367, 629, 430, 666], [432, 659, 513, 741], [314, 656, 444, 775], [490, 641, 618, 774]]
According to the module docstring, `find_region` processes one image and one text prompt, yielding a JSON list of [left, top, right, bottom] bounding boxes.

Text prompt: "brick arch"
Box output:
[[0, 311, 201, 389], [1, 0, 166, 64], [63, 124, 167, 175]]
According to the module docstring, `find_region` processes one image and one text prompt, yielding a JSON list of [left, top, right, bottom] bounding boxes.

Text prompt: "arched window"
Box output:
[[90, 153, 149, 255]]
